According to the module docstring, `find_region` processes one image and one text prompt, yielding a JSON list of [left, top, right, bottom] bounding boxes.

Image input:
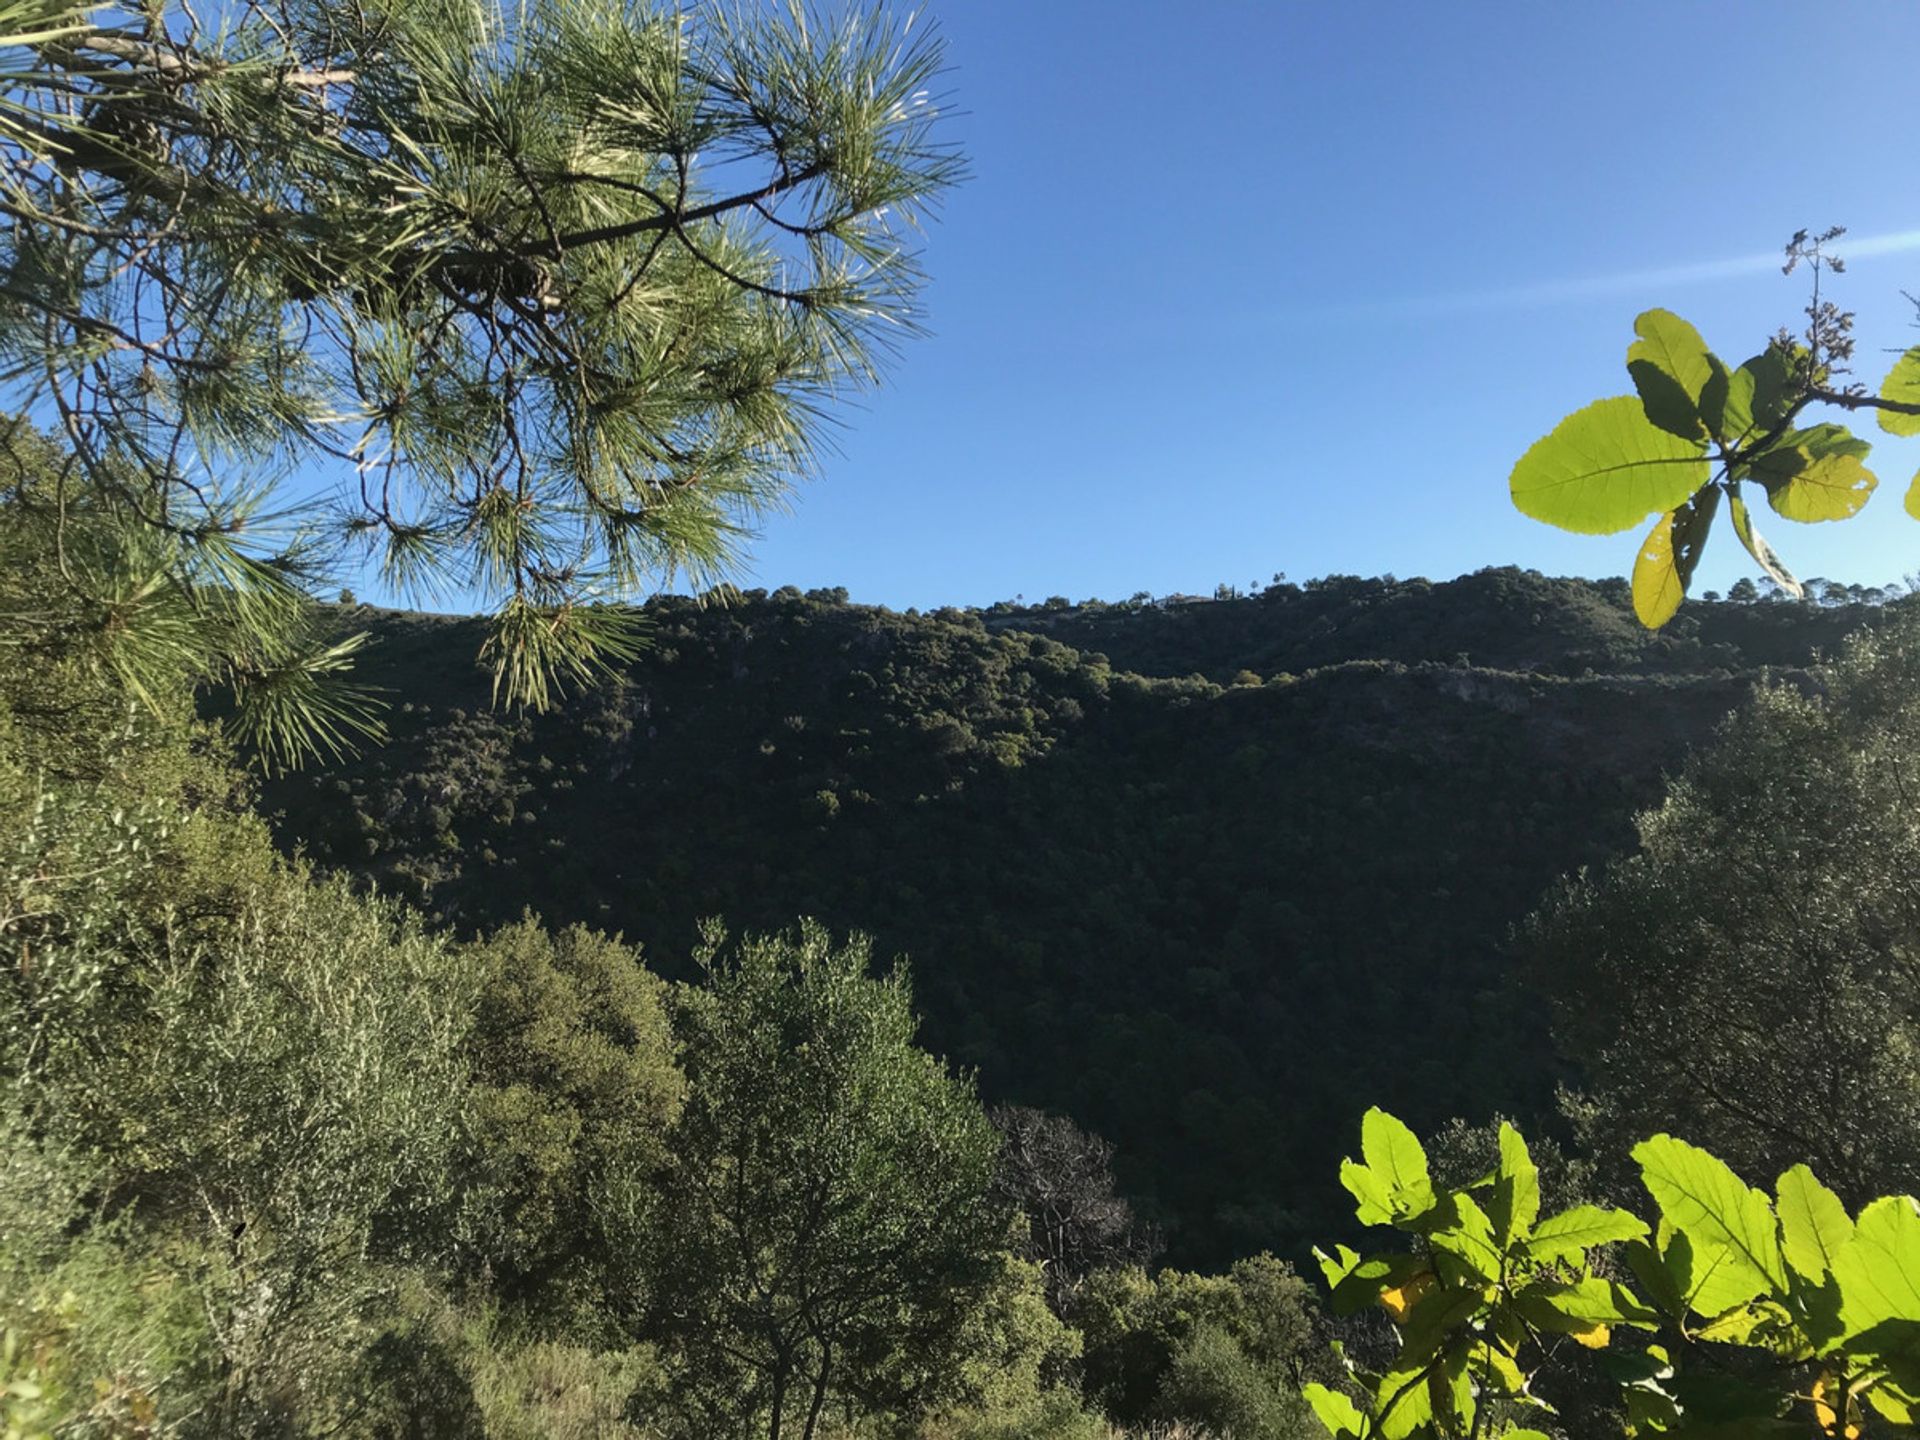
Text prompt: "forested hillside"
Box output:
[[264, 568, 1889, 1264]]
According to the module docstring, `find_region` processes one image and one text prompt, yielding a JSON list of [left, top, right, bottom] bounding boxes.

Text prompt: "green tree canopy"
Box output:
[[641, 920, 1004, 1440], [1525, 613, 1920, 1207], [462, 918, 684, 1335]]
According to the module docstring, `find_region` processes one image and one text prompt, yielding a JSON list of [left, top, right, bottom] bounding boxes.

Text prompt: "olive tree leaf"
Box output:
[[1877, 344, 1920, 436], [1727, 491, 1804, 599], [1628, 308, 1718, 442], [1631, 487, 1719, 629], [1633, 1135, 1787, 1314], [1511, 397, 1708, 535], [1749, 424, 1876, 522]]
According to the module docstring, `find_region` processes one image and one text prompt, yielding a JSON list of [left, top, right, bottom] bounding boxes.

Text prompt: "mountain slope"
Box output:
[[262, 570, 1889, 1262]]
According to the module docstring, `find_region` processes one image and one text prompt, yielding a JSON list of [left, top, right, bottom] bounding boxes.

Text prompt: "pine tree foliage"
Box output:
[[0, 0, 959, 739], [0, 420, 385, 771]]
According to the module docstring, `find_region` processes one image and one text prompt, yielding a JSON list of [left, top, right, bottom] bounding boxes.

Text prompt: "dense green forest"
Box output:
[[8, 0, 1920, 1429], [262, 571, 1892, 1265]]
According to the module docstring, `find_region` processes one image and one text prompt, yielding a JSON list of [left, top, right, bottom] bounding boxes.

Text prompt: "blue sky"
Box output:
[[725, 0, 1920, 609]]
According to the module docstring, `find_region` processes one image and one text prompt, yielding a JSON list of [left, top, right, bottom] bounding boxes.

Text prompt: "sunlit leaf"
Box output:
[[1511, 397, 1708, 535], [1708, 349, 1795, 445], [1689, 1302, 1775, 1344], [1430, 1192, 1501, 1285], [1750, 425, 1876, 522], [1868, 1383, 1916, 1425], [1633, 1135, 1787, 1314], [1878, 344, 1920, 436], [1627, 308, 1718, 442], [1362, 1108, 1430, 1194], [1473, 1344, 1527, 1396], [1302, 1382, 1364, 1437], [1374, 1357, 1435, 1440], [1488, 1120, 1540, 1248], [1316, 1243, 1365, 1290], [1516, 1276, 1659, 1332], [1341, 1157, 1395, 1228], [1728, 491, 1804, 599], [1631, 487, 1718, 629], [1832, 1196, 1920, 1339], [1346, 1107, 1436, 1224], [1528, 1204, 1651, 1265], [1777, 1165, 1853, 1283]]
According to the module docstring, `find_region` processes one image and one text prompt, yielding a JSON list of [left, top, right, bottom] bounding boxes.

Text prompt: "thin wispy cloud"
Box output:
[[1322, 227, 1920, 323]]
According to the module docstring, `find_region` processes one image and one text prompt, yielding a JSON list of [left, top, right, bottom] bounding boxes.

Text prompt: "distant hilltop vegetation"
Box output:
[[262, 567, 1900, 1264]]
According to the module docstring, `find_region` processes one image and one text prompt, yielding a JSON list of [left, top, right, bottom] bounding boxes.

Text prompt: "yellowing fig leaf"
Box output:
[[1814, 1374, 1865, 1440], [1813, 1374, 1839, 1428], [1380, 1269, 1436, 1324], [1571, 1321, 1612, 1349], [1750, 425, 1876, 522], [1511, 397, 1708, 535], [1631, 488, 1718, 629]]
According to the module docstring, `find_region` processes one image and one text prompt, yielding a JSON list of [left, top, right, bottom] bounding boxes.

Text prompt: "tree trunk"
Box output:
[[801, 1345, 834, 1440]]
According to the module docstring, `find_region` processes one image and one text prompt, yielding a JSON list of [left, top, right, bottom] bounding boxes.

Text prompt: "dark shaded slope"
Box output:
[[262, 578, 1877, 1263]]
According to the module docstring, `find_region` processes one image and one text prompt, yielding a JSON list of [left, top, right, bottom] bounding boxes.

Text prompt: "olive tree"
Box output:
[[1525, 615, 1920, 1206], [641, 920, 1003, 1440]]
